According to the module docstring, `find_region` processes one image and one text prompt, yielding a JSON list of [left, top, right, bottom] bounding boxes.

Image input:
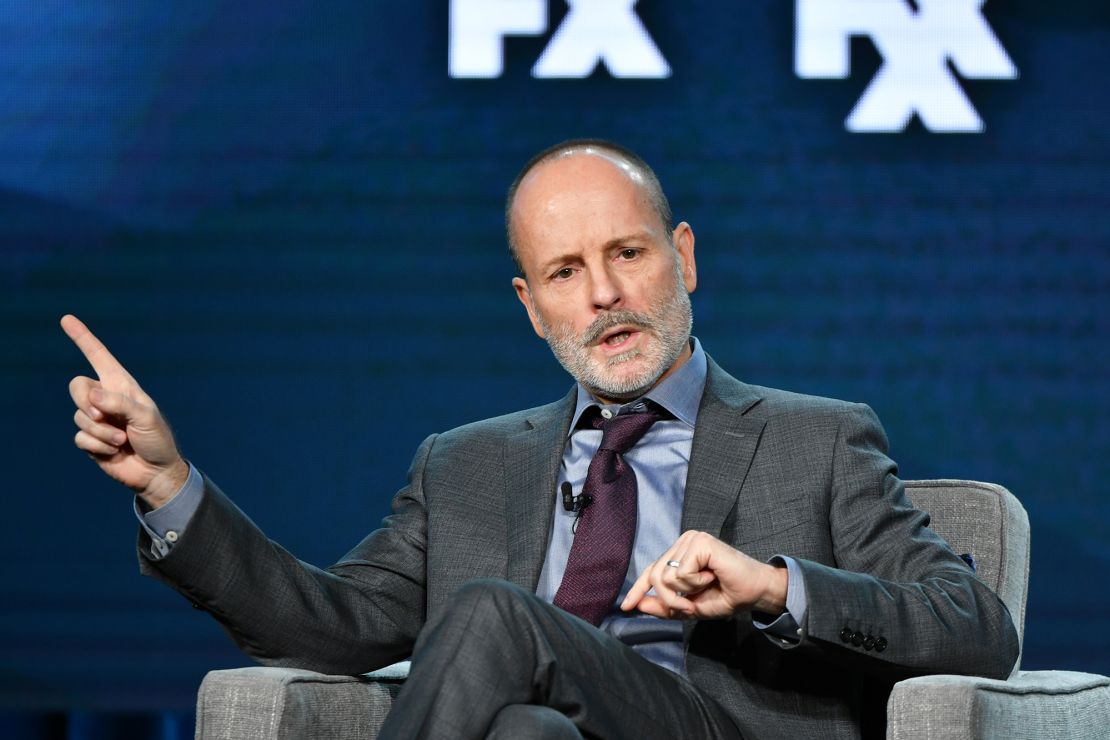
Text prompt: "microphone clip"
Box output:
[[561, 482, 593, 533]]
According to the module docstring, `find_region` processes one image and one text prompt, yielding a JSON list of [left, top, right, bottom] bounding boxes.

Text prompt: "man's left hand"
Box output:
[[620, 531, 788, 620]]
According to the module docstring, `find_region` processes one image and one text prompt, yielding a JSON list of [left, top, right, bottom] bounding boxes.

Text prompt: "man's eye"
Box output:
[[619, 249, 640, 260], [553, 267, 574, 280]]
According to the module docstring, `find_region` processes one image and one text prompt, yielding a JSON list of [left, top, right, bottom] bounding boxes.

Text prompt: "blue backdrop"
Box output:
[[2, 0, 1107, 731]]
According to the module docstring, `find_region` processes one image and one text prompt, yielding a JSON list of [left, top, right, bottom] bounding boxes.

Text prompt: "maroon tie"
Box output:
[[553, 404, 667, 625]]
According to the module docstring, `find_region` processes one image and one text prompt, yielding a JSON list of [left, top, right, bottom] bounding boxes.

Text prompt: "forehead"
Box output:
[[515, 149, 648, 208], [511, 151, 659, 254]]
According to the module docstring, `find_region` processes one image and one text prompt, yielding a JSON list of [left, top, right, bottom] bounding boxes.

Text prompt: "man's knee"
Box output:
[[444, 578, 538, 620], [487, 705, 581, 740], [413, 579, 545, 671], [419, 579, 541, 645]]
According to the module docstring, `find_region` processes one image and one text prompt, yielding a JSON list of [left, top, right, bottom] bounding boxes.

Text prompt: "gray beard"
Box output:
[[536, 265, 693, 401]]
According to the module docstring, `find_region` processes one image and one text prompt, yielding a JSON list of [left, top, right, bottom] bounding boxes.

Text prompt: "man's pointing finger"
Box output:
[[60, 314, 128, 380]]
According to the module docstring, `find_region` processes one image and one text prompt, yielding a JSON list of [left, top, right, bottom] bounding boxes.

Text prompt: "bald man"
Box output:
[[64, 140, 1018, 740]]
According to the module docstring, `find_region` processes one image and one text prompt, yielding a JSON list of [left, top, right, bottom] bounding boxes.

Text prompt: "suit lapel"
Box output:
[[502, 359, 763, 591], [504, 386, 576, 591], [681, 358, 767, 535]]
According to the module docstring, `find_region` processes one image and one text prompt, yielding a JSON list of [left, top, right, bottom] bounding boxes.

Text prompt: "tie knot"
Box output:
[[582, 402, 668, 454]]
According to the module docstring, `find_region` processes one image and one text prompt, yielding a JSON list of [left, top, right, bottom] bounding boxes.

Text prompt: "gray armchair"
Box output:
[[195, 480, 1110, 739]]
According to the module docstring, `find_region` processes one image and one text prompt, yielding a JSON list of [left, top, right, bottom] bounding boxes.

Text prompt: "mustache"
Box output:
[[581, 311, 656, 345]]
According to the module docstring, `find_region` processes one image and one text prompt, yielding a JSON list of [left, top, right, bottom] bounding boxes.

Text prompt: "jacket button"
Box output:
[[875, 636, 888, 652], [851, 631, 864, 647], [840, 627, 853, 643], [863, 635, 876, 651]]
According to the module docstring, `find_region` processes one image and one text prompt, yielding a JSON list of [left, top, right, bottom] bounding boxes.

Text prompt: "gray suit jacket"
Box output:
[[140, 358, 1019, 739]]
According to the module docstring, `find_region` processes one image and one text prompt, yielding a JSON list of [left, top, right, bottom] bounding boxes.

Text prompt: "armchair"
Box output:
[[195, 480, 1110, 739]]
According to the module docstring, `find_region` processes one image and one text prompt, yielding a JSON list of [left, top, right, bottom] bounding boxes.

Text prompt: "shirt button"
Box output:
[[600, 408, 613, 419], [165, 530, 179, 543]]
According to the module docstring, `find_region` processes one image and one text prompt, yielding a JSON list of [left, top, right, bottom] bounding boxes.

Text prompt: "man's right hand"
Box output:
[[61, 315, 188, 509]]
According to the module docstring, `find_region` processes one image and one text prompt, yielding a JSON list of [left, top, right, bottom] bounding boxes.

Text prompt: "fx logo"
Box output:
[[449, 0, 670, 79], [795, 0, 1017, 132]]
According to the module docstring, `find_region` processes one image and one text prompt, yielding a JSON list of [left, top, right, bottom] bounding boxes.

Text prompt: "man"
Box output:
[[64, 140, 1019, 739]]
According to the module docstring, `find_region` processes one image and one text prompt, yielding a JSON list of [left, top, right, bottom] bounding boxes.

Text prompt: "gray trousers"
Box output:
[[377, 579, 743, 740]]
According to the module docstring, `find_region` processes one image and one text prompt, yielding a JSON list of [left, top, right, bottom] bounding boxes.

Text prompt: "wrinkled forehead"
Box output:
[[508, 148, 662, 277]]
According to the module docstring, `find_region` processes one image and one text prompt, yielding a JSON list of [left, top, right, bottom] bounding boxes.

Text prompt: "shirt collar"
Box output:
[[569, 337, 707, 434]]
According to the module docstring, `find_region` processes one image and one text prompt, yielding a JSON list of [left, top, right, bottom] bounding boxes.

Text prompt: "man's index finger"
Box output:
[[60, 314, 128, 379]]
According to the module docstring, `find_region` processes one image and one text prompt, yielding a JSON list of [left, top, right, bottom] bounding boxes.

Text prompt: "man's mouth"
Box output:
[[605, 331, 632, 346], [596, 326, 642, 350], [581, 313, 654, 349]]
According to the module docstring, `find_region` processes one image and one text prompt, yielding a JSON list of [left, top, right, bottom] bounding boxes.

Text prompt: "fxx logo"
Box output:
[[795, 0, 1017, 132]]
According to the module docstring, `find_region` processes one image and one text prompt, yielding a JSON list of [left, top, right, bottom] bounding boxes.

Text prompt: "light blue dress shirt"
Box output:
[[138, 338, 807, 674]]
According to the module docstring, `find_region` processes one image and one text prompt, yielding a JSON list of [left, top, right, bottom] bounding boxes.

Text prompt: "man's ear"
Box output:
[[673, 222, 697, 293], [512, 276, 547, 339]]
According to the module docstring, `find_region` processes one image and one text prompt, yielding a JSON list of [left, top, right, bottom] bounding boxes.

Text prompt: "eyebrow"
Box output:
[[537, 232, 653, 275]]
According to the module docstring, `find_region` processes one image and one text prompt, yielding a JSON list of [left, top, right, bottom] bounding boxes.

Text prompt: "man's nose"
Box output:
[[588, 267, 623, 310]]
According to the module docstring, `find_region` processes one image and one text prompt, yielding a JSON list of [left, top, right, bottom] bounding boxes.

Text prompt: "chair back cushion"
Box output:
[[904, 479, 1030, 672]]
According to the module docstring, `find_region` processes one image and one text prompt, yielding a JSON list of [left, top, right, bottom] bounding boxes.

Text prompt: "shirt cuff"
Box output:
[[133, 462, 203, 559], [752, 556, 807, 643]]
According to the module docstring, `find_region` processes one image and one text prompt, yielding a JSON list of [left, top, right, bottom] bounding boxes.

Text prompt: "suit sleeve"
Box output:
[[788, 404, 1019, 680], [136, 434, 438, 675]]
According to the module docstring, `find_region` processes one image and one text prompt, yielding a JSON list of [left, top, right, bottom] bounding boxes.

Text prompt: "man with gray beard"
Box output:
[[63, 140, 1018, 739]]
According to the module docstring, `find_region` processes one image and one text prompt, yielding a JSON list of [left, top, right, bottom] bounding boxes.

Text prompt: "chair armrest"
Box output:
[[196, 663, 410, 740], [887, 669, 1110, 740]]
